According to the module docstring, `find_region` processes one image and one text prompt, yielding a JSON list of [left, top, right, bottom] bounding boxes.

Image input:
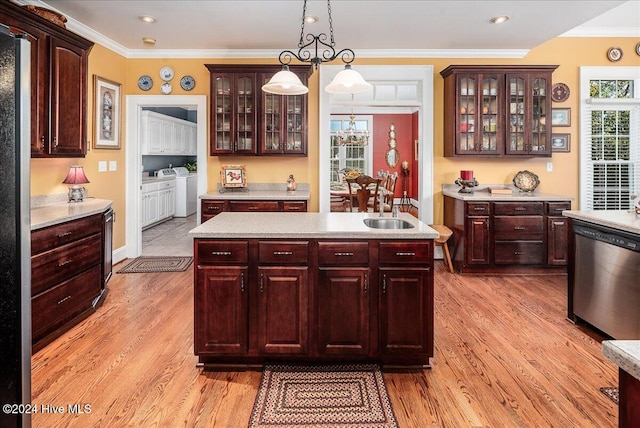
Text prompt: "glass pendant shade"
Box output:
[[261, 66, 309, 95], [325, 65, 372, 94]]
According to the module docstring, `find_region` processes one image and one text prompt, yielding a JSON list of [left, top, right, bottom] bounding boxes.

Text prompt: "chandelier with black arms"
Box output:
[[262, 0, 372, 95]]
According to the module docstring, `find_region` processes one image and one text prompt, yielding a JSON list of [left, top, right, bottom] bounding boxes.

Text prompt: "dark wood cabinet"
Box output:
[[193, 238, 434, 367], [30, 211, 109, 349], [200, 199, 308, 223], [444, 196, 571, 273], [0, 0, 93, 158], [205, 64, 311, 156], [441, 65, 556, 157]]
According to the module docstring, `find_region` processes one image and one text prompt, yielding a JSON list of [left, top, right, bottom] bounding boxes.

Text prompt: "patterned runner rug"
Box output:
[[249, 363, 398, 428], [117, 256, 193, 273], [600, 386, 619, 404]]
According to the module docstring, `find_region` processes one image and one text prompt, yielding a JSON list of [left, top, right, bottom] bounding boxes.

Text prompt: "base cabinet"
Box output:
[[194, 238, 433, 367], [201, 199, 308, 223]]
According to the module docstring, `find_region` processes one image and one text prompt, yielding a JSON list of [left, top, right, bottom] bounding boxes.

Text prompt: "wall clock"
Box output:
[[607, 47, 623, 62], [551, 83, 570, 103], [137, 75, 153, 91]]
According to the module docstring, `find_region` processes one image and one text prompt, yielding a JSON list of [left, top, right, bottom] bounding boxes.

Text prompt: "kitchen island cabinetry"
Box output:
[[30, 199, 113, 350], [0, 0, 93, 158], [190, 212, 438, 367], [441, 65, 556, 157], [443, 187, 571, 273]]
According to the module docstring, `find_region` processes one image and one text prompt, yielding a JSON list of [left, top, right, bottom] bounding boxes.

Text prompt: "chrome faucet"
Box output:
[[379, 190, 384, 217]]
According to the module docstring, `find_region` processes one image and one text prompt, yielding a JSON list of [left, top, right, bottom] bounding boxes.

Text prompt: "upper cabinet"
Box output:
[[0, 0, 94, 158], [441, 65, 557, 158], [205, 64, 311, 156]]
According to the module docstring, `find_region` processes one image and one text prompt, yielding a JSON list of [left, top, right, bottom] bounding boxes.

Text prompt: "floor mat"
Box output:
[[117, 256, 193, 273]]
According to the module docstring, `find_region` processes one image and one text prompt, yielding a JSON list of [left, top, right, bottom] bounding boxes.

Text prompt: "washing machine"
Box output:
[[173, 166, 197, 217]]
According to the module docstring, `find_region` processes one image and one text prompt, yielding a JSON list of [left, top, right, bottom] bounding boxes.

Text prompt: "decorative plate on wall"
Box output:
[[180, 75, 196, 91], [551, 83, 570, 102], [137, 75, 153, 91], [607, 47, 623, 62]]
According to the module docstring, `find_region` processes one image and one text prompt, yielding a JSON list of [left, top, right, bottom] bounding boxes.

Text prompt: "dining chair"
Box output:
[[382, 172, 398, 212], [346, 175, 381, 212]]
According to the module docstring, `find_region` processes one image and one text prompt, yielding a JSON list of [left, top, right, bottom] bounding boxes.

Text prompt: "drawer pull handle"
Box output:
[[334, 252, 354, 257], [473, 207, 486, 211], [260, 273, 264, 293], [514, 226, 526, 230], [273, 251, 293, 255], [554, 208, 565, 212], [211, 251, 232, 256], [287, 207, 301, 211], [57, 232, 72, 238], [241, 273, 245, 292], [58, 259, 73, 267], [382, 274, 387, 293], [207, 206, 221, 211], [396, 252, 416, 256], [57, 295, 72, 305], [514, 251, 525, 255], [364, 274, 368, 293], [248, 207, 260, 210], [514, 207, 527, 211]]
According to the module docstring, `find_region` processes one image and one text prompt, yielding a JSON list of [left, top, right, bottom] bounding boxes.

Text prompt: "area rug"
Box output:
[[600, 386, 619, 404], [249, 363, 398, 428], [116, 256, 193, 273]]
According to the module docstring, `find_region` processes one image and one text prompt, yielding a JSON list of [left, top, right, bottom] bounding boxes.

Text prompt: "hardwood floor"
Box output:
[[31, 261, 618, 427]]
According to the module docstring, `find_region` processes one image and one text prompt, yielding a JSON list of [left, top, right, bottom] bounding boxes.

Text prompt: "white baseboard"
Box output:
[[113, 246, 128, 265]]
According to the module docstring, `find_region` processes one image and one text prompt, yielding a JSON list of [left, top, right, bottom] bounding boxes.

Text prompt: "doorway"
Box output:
[[124, 95, 208, 259], [318, 65, 434, 223]]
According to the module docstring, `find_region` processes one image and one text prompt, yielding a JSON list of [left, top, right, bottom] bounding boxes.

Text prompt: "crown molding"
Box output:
[[561, 26, 640, 38]]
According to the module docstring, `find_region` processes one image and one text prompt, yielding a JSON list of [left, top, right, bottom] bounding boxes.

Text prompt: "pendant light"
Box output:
[[262, 0, 371, 95]]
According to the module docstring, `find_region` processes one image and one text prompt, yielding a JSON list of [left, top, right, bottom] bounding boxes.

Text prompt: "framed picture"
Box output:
[[221, 165, 247, 188], [551, 108, 571, 127], [551, 134, 571, 152], [93, 75, 121, 149]]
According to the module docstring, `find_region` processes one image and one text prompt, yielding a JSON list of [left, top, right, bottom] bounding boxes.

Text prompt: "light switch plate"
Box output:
[[546, 161, 553, 172], [109, 160, 117, 171], [98, 161, 107, 172]]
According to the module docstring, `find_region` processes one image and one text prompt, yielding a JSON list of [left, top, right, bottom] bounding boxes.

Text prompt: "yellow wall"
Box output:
[[30, 36, 640, 249]]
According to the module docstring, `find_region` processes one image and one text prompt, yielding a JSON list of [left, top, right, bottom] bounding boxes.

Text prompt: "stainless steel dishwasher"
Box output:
[[573, 220, 640, 339]]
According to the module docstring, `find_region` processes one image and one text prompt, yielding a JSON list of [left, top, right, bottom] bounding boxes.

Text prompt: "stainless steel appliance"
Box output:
[[573, 220, 640, 339], [0, 25, 31, 426]]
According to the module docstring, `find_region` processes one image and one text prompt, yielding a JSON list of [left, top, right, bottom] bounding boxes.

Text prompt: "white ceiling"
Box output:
[[16, 0, 640, 58]]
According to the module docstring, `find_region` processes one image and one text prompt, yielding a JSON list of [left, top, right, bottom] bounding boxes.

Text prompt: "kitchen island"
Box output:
[[189, 212, 438, 368], [602, 341, 640, 427]]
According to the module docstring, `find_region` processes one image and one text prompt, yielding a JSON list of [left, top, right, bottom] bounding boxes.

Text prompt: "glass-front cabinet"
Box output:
[[206, 64, 311, 156], [441, 65, 556, 157]]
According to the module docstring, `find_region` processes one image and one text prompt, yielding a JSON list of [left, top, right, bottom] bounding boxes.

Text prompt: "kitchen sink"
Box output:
[[363, 218, 414, 229]]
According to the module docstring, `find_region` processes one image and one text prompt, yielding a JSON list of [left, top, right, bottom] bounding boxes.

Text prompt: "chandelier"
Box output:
[[262, 0, 372, 95], [336, 113, 369, 146]]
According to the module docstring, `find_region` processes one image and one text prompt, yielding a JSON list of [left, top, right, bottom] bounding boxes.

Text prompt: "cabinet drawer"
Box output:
[[31, 214, 102, 255], [494, 216, 544, 240], [493, 202, 543, 215], [318, 242, 369, 266], [282, 201, 307, 212], [31, 233, 102, 296], [229, 201, 280, 212], [196, 240, 248, 264], [547, 201, 571, 215], [466, 202, 490, 215], [202, 200, 226, 215], [379, 241, 432, 265], [259, 241, 309, 264], [494, 241, 545, 264], [32, 265, 101, 342]]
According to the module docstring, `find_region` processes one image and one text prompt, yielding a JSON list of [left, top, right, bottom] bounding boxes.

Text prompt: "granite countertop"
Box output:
[[563, 210, 640, 235], [603, 341, 640, 381], [442, 184, 572, 202], [200, 183, 310, 201], [189, 212, 439, 240], [31, 197, 113, 230]]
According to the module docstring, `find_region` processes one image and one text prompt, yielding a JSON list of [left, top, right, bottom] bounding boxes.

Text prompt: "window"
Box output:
[[580, 68, 640, 210], [329, 115, 373, 183]]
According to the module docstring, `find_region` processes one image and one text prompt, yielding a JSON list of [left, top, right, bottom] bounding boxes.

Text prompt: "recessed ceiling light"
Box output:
[[142, 37, 156, 45], [139, 15, 157, 24], [490, 15, 510, 24], [304, 15, 318, 24]]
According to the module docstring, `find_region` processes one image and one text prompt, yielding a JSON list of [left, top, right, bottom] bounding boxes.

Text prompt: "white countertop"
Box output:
[[563, 210, 640, 235], [200, 183, 311, 201], [31, 198, 113, 230], [603, 341, 640, 381], [442, 184, 572, 202], [189, 212, 439, 240]]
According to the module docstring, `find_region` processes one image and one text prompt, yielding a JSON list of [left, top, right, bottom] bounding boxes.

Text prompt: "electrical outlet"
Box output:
[[109, 160, 117, 171], [546, 161, 553, 172], [98, 161, 107, 172]]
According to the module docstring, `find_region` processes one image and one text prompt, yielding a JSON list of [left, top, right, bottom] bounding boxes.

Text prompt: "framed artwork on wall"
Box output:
[[551, 134, 571, 152], [93, 75, 122, 149], [551, 108, 571, 127]]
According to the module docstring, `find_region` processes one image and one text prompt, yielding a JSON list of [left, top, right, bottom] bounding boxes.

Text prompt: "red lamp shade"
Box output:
[[63, 165, 90, 185]]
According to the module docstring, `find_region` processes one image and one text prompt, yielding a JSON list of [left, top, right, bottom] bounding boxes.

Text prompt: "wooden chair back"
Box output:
[[346, 175, 381, 212]]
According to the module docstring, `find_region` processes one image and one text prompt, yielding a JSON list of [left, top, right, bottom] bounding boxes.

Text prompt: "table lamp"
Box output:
[[63, 165, 90, 202]]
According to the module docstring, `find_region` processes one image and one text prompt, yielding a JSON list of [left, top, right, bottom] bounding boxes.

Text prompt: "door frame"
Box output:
[[124, 95, 208, 259]]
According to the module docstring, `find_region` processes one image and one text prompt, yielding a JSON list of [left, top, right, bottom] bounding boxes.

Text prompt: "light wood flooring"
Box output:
[[31, 261, 618, 427]]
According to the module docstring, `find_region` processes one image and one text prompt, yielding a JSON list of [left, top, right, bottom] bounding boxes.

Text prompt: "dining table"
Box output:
[[330, 184, 390, 212]]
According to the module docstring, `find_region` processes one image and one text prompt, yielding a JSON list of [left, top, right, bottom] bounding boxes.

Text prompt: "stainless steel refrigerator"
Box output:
[[0, 24, 31, 427]]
